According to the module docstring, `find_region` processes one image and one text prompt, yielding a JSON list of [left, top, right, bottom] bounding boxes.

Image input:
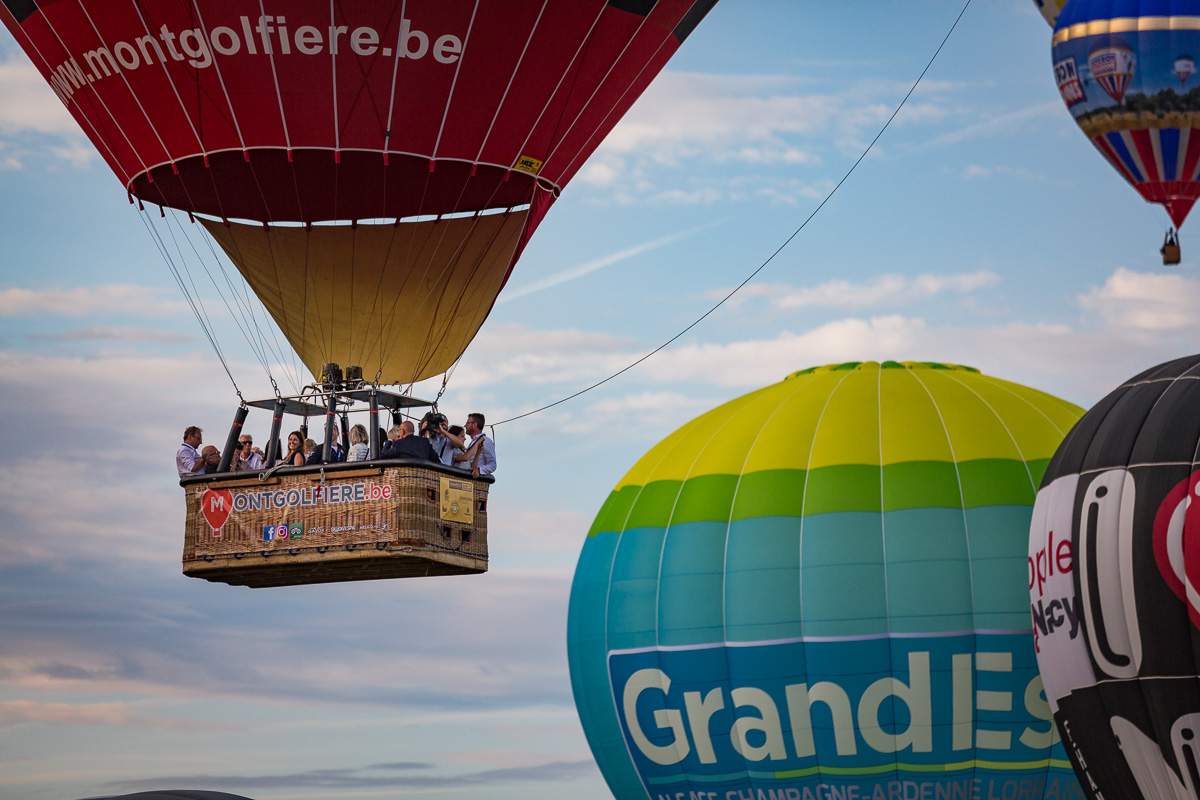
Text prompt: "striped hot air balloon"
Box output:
[[568, 361, 1085, 800], [1053, 0, 1200, 232]]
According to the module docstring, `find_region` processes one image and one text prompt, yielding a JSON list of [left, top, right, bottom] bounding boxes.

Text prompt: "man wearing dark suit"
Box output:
[[306, 439, 345, 465], [382, 419, 438, 462]]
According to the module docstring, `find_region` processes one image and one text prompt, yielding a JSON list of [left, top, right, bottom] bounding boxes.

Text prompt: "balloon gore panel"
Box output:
[[200, 213, 526, 384], [0, 0, 708, 219]]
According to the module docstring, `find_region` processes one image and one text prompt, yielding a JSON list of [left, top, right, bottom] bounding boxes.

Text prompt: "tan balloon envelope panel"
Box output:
[[201, 212, 527, 384]]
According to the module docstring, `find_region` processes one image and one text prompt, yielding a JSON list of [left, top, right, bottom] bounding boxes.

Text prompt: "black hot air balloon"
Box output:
[[1030, 353, 1200, 800]]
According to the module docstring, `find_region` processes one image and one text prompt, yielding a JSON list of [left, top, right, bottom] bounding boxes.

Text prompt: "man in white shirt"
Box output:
[[176, 426, 205, 477], [454, 413, 496, 478]]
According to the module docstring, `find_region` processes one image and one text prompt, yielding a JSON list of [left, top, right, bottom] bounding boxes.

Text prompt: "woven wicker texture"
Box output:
[[183, 464, 489, 586]]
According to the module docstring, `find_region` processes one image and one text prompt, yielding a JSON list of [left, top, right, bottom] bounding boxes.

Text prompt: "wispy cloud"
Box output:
[[573, 71, 914, 202], [709, 271, 1000, 311], [101, 759, 598, 792], [960, 164, 1044, 182], [0, 700, 229, 731], [925, 101, 1063, 149], [24, 325, 197, 343], [499, 220, 724, 304], [0, 285, 190, 317]]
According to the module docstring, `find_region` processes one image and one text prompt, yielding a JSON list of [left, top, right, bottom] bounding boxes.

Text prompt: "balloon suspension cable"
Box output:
[[136, 205, 245, 401], [491, 0, 974, 428], [432, 358, 461, 406]]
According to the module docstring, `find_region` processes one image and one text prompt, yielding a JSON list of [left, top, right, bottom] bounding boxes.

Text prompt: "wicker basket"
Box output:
[[181, 460, 491, 588]]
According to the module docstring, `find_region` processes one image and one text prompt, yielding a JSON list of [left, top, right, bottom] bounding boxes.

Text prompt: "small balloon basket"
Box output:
[[182, 461, 490, 588]]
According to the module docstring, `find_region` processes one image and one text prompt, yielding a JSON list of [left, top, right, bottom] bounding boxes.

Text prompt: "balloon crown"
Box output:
[[785, 360, 981, 380]]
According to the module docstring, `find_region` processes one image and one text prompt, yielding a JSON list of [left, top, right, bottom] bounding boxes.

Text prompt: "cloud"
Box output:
[[0, 285, 190, 317], [640, 316, 929, 387], [499, 219, 724, 304], [711, 271, 1001, 311], [493, 507, 592, 557], [0, 58, 79, 137], [451, 322, 637, 391], [101, 759, 599, 792], [0, 700, 228, 730], [0, 562, 577, 714], [925, 101, 1063, 149], [1079, 267, 1200, 331], [2, 263, 1193, 725], [0, 57, 91, 168], [960, 164, 1046, 182], [597, 72, 851, 162], [25, 326, 198, 343], [571, 71, 909, 200]]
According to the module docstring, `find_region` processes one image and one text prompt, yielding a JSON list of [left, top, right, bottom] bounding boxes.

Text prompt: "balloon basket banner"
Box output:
[[182, 463, 490, 587]]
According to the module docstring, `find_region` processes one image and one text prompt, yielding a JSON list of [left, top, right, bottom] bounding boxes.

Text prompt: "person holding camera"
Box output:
[[422, 412, 464, 466], [233, 434, 264, 471], [452, 413, 495, 478]]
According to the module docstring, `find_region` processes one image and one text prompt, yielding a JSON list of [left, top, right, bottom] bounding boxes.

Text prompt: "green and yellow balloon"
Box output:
[[567, 361, 1086, 800]]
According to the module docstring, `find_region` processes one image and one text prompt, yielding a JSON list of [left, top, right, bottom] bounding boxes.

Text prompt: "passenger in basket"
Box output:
[[381, 422, 410, 457], [346, 424, 370, 462], [177, 426, 206, 477], [446, 425, 467, 462], [379, 418, 436, 462], [200, 445, 222, 474], [283, 431, 307, 467], [424, 413, 461, 466], [453, 413, 496, 478], [381, 423, 404, 454], [306, 436, 345, 464], [234, 434, 264, 471], [302, 438, 315, 460]]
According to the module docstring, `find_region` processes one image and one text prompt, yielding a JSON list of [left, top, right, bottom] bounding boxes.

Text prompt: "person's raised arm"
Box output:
[[452, 437, 480, 463], [440, 421, 466, 449]]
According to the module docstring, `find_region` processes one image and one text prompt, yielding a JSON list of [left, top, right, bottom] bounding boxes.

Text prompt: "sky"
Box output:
[[3, 1, 1200, 799]]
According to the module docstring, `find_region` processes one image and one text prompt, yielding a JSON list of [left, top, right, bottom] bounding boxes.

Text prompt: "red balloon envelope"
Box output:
[[0, 0, 716, 383]]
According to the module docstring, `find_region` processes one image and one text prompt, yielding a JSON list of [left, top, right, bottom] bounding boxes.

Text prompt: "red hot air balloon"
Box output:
[[0, 0, 717, 384]]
